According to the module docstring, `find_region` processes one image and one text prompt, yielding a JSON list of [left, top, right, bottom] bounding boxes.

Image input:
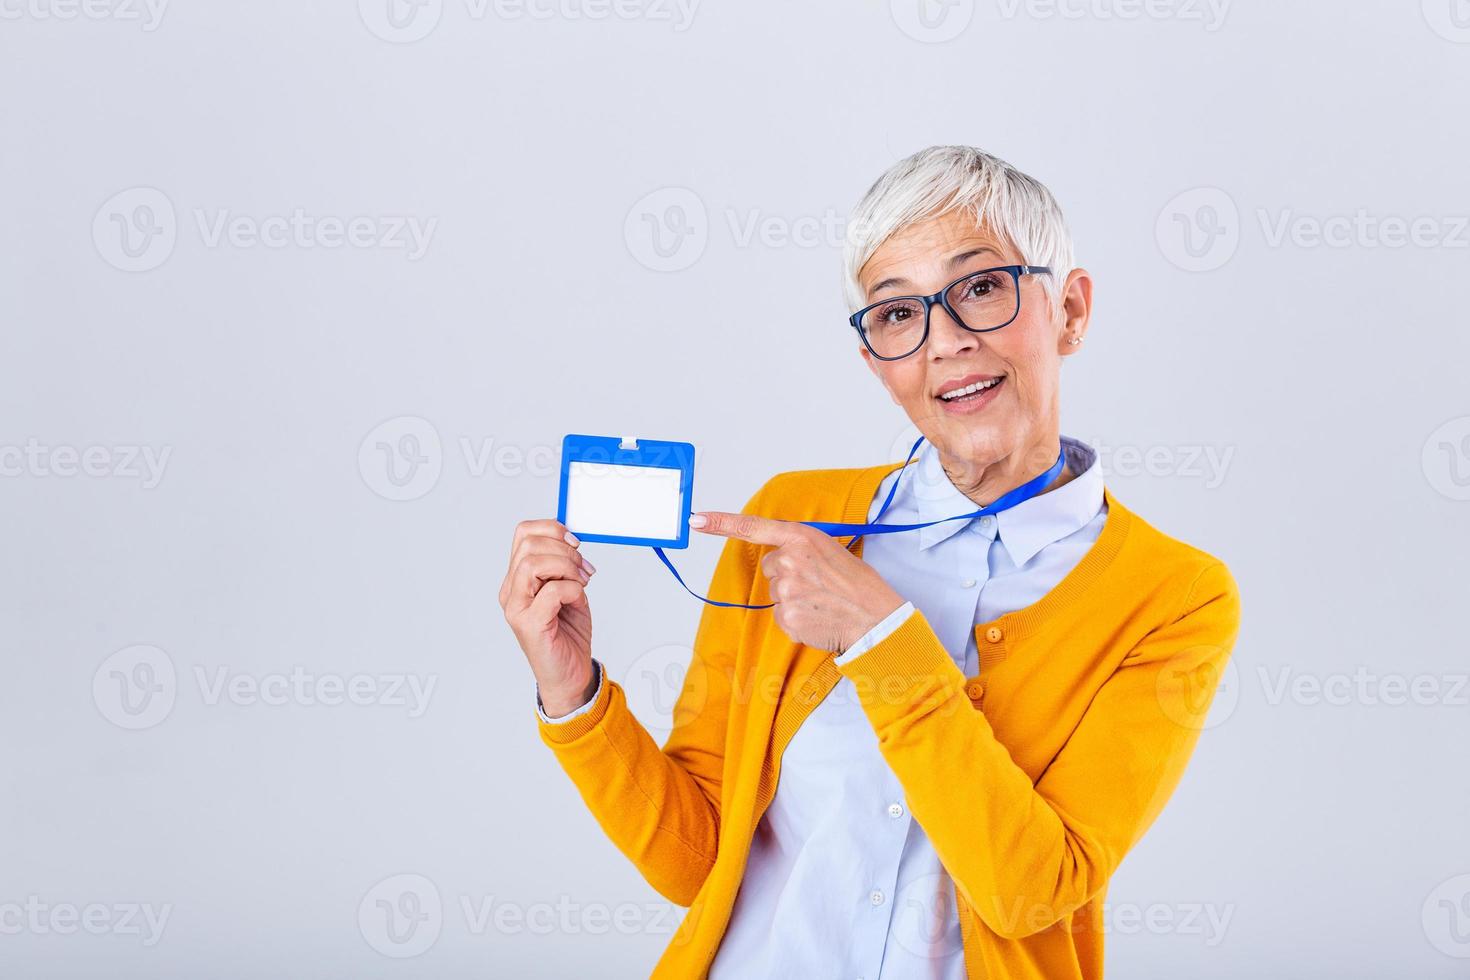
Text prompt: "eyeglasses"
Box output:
[[850, 264, 1053, 361]]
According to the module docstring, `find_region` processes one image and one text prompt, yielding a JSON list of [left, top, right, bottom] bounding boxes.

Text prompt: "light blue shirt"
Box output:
[[709, 436, 1107, 980]]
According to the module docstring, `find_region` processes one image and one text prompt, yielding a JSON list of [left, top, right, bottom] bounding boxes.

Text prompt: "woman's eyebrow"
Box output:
[[865, 246, 1002, 298], [947, 246, 1000, 268], [868, 274, 910, 295]]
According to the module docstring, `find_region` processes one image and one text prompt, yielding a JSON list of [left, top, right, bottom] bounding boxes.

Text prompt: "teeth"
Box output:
[[939, 378, 1001, 401]]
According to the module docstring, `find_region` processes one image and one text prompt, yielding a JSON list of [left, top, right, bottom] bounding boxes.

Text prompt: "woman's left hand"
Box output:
[[691, 511, 905, 654]]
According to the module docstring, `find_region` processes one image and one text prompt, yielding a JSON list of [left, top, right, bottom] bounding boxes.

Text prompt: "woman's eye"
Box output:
[[968, 279, 995, 297]]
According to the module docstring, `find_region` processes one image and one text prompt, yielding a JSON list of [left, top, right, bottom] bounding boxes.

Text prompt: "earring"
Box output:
[[1067, 336, 1082, 346]]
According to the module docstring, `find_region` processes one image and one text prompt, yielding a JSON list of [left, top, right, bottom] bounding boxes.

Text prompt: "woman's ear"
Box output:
[[1056, 268, 1094, 356]]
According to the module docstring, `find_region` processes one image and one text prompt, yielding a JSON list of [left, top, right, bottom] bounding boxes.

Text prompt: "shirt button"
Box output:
[[888, 802, 904, 818], [961, 578, 977, 589], [980, 515, 994, 527], [985, 626, 1004, 643], [870, 889, 885, 906]]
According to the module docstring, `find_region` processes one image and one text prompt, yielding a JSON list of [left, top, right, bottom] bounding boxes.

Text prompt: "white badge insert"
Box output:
[[563, 459, 684, 542]]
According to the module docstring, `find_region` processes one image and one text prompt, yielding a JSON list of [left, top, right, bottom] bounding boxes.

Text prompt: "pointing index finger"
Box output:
[[691, 511, 808, 546]]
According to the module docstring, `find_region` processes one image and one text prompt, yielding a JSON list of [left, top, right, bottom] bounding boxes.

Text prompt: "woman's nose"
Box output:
[[927, 303, 980, 358]]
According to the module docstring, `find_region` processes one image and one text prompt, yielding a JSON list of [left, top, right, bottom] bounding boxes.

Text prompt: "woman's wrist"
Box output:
[[538, 662, 599, 719], [839, 589, 908, 654]]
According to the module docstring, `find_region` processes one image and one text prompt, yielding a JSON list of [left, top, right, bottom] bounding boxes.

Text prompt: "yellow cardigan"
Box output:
[[538, 457, 1241, 979]]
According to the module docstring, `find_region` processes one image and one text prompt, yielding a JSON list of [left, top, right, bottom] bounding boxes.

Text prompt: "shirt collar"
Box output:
[[907, 436, 1105, 565]]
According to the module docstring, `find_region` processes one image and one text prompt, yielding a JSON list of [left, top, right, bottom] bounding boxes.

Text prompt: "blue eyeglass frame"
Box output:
[[849, 264, 1053, 361]]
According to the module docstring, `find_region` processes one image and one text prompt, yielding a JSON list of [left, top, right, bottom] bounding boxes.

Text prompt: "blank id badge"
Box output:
[[556, 435, 696, 549]]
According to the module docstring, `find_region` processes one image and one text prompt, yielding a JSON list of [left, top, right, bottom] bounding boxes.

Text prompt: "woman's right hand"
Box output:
[[499, 519, 598, 718]]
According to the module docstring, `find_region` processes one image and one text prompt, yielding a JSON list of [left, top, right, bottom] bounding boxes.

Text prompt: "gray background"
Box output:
[[3, 0, 1468, 976]]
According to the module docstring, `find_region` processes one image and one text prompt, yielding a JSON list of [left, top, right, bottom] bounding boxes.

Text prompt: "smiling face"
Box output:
[[857, 209, 1092, 493]]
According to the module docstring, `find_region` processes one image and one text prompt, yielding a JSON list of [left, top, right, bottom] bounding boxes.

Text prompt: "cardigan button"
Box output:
[[985, 626, 1004, 643], [966, 680, 984, 700]]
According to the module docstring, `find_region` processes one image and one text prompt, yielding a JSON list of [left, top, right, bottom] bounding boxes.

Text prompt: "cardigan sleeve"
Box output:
[[835, 559, 1241, 939], [535, 490, 763, 907]]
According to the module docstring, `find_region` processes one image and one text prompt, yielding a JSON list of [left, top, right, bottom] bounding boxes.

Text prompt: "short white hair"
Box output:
[[843, 145, 1075, 312]]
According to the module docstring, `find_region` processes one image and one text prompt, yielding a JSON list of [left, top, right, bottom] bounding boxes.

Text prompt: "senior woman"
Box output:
[[500, 145, 1240, 979]]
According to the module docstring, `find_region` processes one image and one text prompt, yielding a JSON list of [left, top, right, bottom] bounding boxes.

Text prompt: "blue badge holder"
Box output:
[[557, 434, 696, 550]]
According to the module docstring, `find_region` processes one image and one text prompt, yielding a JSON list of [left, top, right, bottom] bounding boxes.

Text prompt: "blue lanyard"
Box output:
[[652, 437, 1067, 610]]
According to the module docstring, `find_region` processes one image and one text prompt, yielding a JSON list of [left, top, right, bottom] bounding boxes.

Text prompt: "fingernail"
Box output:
[[581, 557, 596, 575], [578, 568, 590, 583], [564, 531, 580, 547], [688, 514, 707, 528]]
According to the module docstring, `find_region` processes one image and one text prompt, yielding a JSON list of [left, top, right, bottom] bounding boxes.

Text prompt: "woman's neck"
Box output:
[[938, 434, 1074, 507]]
